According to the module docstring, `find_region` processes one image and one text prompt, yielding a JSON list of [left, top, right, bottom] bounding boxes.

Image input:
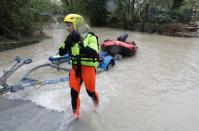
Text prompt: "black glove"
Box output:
[[58, 35, 70, 56], [59, 47, 66, 56], [60, 31, 82, 56], [64, 31, 81, 47], [70, 31, 81, 43], [64, 35, 72, 50]]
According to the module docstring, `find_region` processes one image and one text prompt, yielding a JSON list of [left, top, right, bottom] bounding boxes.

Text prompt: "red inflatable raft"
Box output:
[[101, 39, 138, 56]]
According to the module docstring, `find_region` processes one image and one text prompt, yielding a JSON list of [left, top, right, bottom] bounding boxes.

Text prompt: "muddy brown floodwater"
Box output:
[[0, 25, 199, 131]]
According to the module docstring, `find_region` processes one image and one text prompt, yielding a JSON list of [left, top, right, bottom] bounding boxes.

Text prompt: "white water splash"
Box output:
[[3, 67, 118, 114]]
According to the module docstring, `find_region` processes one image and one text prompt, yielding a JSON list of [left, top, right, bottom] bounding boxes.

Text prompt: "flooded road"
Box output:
[[0, 25, 199, 131]]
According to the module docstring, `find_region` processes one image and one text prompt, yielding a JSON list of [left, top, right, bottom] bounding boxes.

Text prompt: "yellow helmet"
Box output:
[[64, 14, 85, 30]]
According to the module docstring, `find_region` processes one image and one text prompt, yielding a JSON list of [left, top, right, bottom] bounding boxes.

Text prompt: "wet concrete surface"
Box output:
[[0, 96, 63, 131]]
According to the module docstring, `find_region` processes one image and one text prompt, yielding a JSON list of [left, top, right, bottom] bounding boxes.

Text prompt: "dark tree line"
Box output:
[[0, 0, 198, 39], [61, 0, 199, 31], [0, 0, 57, 39]]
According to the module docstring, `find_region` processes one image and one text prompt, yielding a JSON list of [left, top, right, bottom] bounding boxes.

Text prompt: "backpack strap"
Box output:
[[88, 32, 99, 50]]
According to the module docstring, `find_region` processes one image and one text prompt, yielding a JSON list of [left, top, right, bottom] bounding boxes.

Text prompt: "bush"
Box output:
[[62, 0, 107, 26], [0, 0, 57, 38], [176, 7, 192, 23]]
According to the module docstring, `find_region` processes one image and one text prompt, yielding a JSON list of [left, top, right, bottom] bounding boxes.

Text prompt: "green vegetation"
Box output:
[[0, 0, 58, 39], [61, 0, 107, 25], [62, 0, 199, 32], [0, 0, 198, 40]]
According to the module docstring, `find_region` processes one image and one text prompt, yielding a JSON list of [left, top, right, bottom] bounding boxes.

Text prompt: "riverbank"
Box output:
[[0, 30, 50, 52], [106, 22, 198, 38], [0, 22, 198, 52], [158, 23, 198, 37]]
